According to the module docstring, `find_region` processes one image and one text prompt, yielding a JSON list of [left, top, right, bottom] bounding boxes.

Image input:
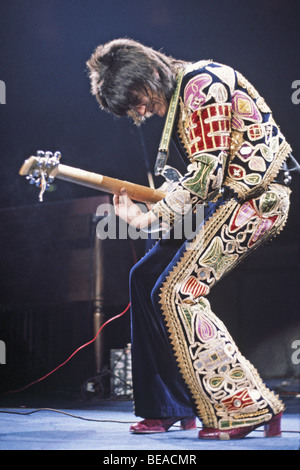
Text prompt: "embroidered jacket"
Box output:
[[152, 61, 292, 223]]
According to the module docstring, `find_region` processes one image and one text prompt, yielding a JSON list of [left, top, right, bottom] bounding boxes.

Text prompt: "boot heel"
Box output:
[[180, 417, 197, 430], [264, 412, 282, 437]]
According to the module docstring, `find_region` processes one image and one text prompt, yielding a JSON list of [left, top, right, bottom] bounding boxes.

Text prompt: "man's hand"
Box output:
[[113, 188, 157, 229]]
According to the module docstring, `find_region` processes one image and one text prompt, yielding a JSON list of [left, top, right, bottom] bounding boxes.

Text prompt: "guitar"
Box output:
[[19, 151, 167, 204]]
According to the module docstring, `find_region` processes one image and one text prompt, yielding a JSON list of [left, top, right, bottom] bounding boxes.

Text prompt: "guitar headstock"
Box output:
[[19, 150, 61, 201]]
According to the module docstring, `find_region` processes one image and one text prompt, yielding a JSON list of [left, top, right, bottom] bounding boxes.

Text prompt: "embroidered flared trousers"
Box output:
[[130, 183, 290, 430]]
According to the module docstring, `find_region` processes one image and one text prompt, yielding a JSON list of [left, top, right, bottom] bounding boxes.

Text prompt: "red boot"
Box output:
[[198, 412, 282, 440], [130, 417, 196, 434]]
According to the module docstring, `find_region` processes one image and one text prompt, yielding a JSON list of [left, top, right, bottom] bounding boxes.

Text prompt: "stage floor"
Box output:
[[0, 381, 299, 451]]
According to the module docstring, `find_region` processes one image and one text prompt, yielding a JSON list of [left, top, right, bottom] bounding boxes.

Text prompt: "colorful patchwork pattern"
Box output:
[[181, 276, 210, 298], [181, 154, 219, 198], [176, 64, 292, 203], [224, 73, 291, 200], [232, 90, 262, 129], [159, 184, 290, 429], [188, 104, 231, 155], [221, 389, 255, 412], [183, 74, 212, 111], [152, 62, 292, 431]]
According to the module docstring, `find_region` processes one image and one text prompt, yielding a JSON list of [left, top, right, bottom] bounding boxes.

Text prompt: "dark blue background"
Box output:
[[0, 0, 299, 211], [0, 0, 299, 391]]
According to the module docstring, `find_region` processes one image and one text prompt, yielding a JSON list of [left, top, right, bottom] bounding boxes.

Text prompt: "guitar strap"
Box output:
[[154, 69, 185, 176]]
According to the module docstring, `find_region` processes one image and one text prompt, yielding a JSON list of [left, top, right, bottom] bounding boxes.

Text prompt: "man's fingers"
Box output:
[[119, 187, 133, 207]]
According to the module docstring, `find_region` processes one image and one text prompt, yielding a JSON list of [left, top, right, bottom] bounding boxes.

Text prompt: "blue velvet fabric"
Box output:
[[129, 194, 228, 418]]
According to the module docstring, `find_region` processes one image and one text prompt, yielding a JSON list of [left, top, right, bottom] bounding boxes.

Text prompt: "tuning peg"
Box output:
[[36, 150, 45, 167], [52, 151, 61, 166], [44, 151, 53, 168], [54, 151, 61, 160], [26, 174, 36, 185]]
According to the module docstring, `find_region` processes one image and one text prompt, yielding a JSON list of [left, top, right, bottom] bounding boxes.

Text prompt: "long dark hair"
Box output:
[[86, 38, 185, 124]]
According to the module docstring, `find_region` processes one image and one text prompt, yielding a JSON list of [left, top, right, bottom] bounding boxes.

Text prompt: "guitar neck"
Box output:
[[19, 157, 166, 204]]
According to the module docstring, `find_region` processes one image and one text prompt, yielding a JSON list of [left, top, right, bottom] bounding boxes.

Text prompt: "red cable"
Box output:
[[2, 302, 131, 396]]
